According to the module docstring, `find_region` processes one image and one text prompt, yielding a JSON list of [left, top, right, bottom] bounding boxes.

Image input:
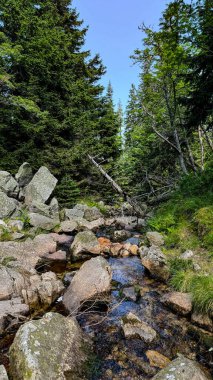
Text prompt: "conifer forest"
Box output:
[[0, 1, 212, 379]]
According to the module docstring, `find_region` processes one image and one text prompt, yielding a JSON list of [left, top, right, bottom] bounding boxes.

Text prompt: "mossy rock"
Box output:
[[9, 312, 94, 380]]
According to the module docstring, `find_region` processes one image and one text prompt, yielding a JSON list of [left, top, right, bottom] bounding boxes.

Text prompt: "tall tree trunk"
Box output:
[[173, 129, 188, 174], [201, 125, 213, 152], [198, 126, 204, 171], [185, 137, 197, 173]]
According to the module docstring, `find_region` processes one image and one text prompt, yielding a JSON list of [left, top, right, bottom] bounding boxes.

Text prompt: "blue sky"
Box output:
[[72, 0, 169, 110]]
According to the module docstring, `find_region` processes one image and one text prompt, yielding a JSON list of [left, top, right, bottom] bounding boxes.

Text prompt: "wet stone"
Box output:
[[121, 312, 157, 343], [122, 287, 138, 302]]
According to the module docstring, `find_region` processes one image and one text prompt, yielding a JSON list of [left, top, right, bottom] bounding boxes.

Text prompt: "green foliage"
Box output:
[[18, 209, 31, 229], [169, 257, 194, 277], [55, 176, 80, 209], [0, 0, 121, 195], [170, 270, 213, 315], [0, 228, 12, 241], [119, 0, 213, 200]]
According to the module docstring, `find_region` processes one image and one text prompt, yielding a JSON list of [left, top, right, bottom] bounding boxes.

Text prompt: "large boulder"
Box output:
[[0, 233, 57, 270], [63, 256, 112, 314], [24, 166, 57, 205], [15, 162, 33, 188], [151, 355, 211, 380], [0, 298, 29, 334], [9, 312, 93, 380], [0, 192, 17, 218], [161, 292, 192, 316], [70, 230, 101, 261], [0, 171, 19, 197], [139, 245, 170, 281]]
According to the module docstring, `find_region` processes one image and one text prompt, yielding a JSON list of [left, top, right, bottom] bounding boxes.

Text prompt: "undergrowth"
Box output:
[[148, 167, 213, 251], [149, 167, 213, 315]]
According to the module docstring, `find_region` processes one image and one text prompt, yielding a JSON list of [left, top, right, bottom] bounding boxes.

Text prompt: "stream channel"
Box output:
[[0, 226, 212, 379]]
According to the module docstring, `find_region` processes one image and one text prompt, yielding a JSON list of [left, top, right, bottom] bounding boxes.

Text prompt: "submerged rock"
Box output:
[[151, 355, 211, 380], [146, 350, 171, 369], [122, 286, 138, 302], [121, 312, 157, 343], [161, 292, 192, 315], [63, 256, 112, 314], [9, 312, 93, 380]]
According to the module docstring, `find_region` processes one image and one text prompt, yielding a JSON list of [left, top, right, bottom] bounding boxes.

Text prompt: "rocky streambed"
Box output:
[[0, 164, 212, 379], [0, 227, 212, 379]]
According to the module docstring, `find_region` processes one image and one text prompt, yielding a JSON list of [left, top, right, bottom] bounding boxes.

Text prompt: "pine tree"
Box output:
[[0, 0, 106, 180]]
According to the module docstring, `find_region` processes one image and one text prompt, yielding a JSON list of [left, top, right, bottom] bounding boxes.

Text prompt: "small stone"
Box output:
[[146, 350, 171, 369], [128, 244, 138, 255], [98, 237, 111, 254], [59, 220, 77, 233], [122, 287, 137, 301], [146, 231, 164, 247], [113, 230, 132, 242], [8, 220, 24, 231], [180, 250, 194, 259], [110, 243, 123, 257], [121, 249, 130, 257]]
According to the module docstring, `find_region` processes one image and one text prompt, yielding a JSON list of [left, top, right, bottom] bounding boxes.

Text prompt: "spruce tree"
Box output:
[[0, 0, 106, 180]]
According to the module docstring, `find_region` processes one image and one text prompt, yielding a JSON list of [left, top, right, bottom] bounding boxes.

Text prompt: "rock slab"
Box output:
[[63, 256, 112, 314], [24, 166, 57, 205]]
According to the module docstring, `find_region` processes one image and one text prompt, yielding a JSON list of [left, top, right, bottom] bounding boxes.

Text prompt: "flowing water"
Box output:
[[0, 232, 212, 379]]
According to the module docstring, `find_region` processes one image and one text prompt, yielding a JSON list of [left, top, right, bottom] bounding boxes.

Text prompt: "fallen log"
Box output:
[[88, 155, 145, 217]]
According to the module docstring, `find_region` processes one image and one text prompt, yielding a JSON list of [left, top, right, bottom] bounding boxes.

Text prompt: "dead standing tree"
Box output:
[[88, 154, 145, 217]]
